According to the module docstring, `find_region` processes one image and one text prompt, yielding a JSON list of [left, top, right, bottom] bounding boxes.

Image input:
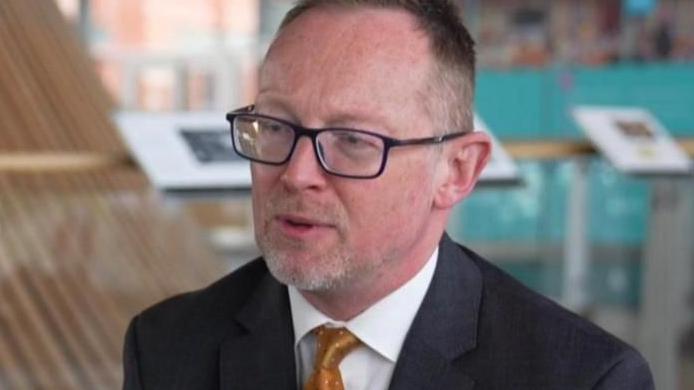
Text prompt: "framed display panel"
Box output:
[[572, 106, 691, 175], [115, 111, 251, 196], [116, 111, 520, 194], [475, 114, 521, 184]]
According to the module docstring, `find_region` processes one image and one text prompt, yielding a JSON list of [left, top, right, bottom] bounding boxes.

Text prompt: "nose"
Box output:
[[279, 137, 327, 192]]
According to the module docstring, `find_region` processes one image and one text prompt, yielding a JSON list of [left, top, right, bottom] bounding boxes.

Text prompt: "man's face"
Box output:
[[251, 7, 446, 293]]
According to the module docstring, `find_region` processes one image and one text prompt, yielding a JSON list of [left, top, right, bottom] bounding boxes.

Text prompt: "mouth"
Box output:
[[275, 214, 334, 237], [278, 214, 330, 227]]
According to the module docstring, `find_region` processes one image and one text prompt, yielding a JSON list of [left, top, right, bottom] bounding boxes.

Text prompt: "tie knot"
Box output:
[[313, 326, 361, 369]]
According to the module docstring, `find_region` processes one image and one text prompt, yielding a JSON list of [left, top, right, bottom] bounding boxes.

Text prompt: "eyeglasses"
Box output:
[[225, 105, 468, 179]]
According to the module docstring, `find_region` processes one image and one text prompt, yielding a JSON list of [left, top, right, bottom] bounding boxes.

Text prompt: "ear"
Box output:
[[433, 131, 491, 209]]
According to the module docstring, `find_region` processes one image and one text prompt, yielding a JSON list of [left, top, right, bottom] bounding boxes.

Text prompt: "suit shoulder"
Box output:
[[124, 258, 280, 388], [463, 245, 624, 340], [456, 244, 652, 387], [134, 258, 268, 331]]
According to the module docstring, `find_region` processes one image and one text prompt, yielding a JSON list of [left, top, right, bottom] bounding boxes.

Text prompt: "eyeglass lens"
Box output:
[[232, 115, 386, 177]]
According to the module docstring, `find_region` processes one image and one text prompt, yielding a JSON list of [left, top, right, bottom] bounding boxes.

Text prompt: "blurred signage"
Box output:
[[115, 111, 252, 196], [572, 106, 691, 175], [476, 114, 521, 184], [115, 110, 520, 193]]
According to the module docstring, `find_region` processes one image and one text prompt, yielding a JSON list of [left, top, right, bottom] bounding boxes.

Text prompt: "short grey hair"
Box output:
[[275, 0, 475, 134]]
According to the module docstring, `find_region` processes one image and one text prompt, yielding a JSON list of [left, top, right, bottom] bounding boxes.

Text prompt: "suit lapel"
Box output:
[[219, 272, 297, 390], [388, 234, 482, 390]]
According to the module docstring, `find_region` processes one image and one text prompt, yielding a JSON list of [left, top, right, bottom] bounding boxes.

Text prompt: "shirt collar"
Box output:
[[289, 248, 438, 362]]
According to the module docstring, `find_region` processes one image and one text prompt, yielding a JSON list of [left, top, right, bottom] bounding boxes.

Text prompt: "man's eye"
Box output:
[[336, 133, 375, 148], [259, 121, 287, 134]]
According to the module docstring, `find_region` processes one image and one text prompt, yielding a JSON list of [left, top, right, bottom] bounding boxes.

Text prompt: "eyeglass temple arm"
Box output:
[[387, 131, 468, 147]]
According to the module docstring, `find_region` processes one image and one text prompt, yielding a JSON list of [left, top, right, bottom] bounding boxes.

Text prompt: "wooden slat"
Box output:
[[0, 193, 84, 388], [0, 174, 226, 388], [2, 138, 693, 174], [681, 139, 694, 155], [0, 153, 132, 173], [0, 0, 226, 385], [504, 139, 694, 159], [0, 244, 44, 390], [504, 140, 596, 159], [0, 0, 121, 152], [19, 183, 121, 385], [6, 188, 112, 388]]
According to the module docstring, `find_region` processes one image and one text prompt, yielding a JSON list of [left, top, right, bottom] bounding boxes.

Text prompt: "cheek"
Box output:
[[343, 168, 433, 242], [250, 166, 279, 221], [251, 164, 282, 193], [250, 187, 265, 230], [387, 163, 436, 222]]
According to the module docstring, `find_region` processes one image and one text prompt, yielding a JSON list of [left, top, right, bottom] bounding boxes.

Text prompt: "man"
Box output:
[[123, 0, 654, 388]]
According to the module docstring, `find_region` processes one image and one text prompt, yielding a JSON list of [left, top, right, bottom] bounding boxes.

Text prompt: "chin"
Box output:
[[266, 261, 343, 291], [262, 248, 353, 292]]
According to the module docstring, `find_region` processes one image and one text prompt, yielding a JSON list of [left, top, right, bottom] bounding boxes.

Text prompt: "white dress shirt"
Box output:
[[289, 248, 438, 390]]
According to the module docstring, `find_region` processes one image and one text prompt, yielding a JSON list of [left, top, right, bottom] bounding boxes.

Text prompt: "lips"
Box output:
[[275, 214, 335, 238], [277, 214, 331, 227]]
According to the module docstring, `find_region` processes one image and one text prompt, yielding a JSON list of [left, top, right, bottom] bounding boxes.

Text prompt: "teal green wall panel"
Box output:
[[451, 161, 650, 245], [476, 63, 694, 139], [455, 64, 690, 309], [475, 70, 549, 139]]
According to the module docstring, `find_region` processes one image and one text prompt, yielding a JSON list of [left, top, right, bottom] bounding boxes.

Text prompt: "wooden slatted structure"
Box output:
[[0, 0, 226, 388]]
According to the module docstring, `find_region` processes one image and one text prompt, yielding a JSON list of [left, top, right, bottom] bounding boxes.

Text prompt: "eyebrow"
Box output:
[[253, 95, 293, 116], [326, 109, 385, 126], [254, 96, 394, 134]]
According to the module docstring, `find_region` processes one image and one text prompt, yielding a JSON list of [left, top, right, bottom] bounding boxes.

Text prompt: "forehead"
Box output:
[[258, 6, 433, 123]]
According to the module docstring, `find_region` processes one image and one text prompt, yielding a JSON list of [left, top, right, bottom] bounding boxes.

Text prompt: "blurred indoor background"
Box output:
[[1, 0, 693, 388]]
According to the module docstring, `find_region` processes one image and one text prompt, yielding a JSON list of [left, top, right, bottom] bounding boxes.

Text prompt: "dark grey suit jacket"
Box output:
[[123, 234, 654, 389]]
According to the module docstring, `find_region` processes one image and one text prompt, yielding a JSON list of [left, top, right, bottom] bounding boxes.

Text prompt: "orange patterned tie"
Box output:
[[304, 326, 362, 390]]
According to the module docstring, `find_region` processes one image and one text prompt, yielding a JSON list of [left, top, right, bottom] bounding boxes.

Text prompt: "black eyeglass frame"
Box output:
[[225, 105, 469, 179]]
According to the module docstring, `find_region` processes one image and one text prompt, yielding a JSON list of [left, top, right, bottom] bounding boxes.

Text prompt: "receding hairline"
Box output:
[[269, 4, 430, 55], [276, 0, 475, 67], [269, 0, 476, 134], [280, 1, 428, 34]]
